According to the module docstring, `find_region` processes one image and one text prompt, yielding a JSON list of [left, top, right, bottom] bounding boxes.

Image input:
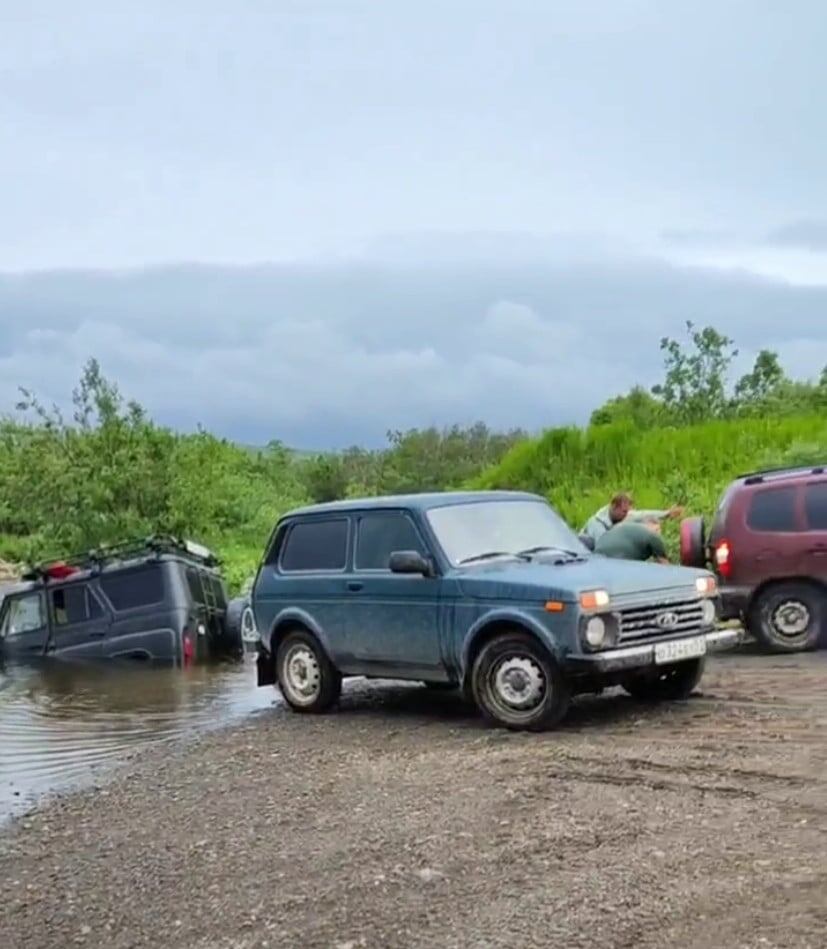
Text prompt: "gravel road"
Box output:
[[2, 649, 827, 949]]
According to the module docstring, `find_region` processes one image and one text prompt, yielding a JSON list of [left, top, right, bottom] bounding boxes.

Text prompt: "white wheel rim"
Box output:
[[772, 600, 811, 638], [281, 644, 321, 705], [492, 655, 546, 712], [240, 606, 258, 642]]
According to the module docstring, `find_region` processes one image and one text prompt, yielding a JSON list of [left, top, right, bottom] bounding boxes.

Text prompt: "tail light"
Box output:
[[714, 540, 732, 579], [182, 631, 195, 668]]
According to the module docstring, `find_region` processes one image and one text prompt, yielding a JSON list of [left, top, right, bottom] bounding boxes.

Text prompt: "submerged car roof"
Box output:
[[282, 490, 545, 519]]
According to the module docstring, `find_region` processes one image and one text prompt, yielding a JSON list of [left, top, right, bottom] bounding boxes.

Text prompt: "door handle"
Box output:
[[346, 581, 364, 592]]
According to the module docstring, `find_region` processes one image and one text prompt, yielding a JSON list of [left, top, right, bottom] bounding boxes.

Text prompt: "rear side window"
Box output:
[[805, 482, 827, 530], [746, 487, 799, 533], [356, 512, 426, 570], [185, 567, 205, 604], [100, 566, 165, 611], [281, 519, 349, 572]]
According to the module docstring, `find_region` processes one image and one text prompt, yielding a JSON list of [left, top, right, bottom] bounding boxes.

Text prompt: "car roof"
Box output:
[[731, 463, 827, 490], [282, 490, 545, 519]]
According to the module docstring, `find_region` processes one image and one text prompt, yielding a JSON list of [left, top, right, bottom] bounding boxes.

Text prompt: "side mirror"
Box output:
[[388, 550, 433, 577]]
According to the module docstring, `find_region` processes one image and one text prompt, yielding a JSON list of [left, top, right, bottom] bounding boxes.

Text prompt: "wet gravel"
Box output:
[[2, 650, 827, 949]]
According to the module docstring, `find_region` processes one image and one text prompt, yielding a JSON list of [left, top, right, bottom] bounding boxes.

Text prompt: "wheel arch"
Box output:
[[460, 611, 557, 688], [748, 575, 827, 615], [266, 608, 336, 664]]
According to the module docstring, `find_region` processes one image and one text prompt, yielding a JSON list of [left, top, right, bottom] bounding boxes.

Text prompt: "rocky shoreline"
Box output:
[[2, 655, 827, 948]]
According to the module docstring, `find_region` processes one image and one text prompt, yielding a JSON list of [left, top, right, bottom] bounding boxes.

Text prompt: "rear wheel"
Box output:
[[276, 629, 341, 713], [749, 582, 823, 653], [622, 658, 705, 701], [471, 631, 570, 731]]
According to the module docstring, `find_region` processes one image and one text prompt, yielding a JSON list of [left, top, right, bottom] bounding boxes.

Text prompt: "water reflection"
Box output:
[[0, 658, 276, 822]]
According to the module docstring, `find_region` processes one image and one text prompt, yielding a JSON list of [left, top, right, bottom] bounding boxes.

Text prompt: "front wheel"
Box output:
[[276, 629, 341, 713], [471, 631, 570, 731], [622, 657, 705, 702]]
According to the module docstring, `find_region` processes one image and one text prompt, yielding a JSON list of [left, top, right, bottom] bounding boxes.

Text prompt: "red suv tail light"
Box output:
[[714, 540, 732, 579]]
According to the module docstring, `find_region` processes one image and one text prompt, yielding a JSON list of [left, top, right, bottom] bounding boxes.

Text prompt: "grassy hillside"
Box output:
[[473, 415, 827, 531]]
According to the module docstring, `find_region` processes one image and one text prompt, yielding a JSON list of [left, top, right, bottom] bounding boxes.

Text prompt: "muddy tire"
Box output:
[[276, 629, 341, 713], [749, 582, 824, 653], [622, 657, 705, 702], [471, 631, 570, 731]]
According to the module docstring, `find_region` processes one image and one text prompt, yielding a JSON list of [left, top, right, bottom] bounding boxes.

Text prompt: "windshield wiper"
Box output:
[[516, 545, 587, 561], [458, 550, 521, 565]]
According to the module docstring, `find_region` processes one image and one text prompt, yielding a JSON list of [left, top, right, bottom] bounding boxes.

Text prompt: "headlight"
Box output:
[[584, 616, 607, 648], [701, 599, 717, 626], [695, 575, 717, 597], [580, 589, 610, 610]]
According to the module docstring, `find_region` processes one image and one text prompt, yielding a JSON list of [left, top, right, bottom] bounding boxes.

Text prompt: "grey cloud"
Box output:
[[2, 244, 827, 449], [765, 220, 827, 251]]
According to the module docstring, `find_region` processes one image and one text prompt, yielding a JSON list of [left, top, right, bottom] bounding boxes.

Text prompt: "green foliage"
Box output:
[[474, 415, 827, 535]]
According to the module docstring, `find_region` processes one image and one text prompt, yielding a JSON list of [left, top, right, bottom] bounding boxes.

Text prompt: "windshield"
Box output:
[[426, 500, 587, 567]]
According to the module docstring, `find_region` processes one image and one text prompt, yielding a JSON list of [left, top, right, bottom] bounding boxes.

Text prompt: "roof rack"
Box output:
[[22, 535, 221, 582], [738, 463, 827, 485]]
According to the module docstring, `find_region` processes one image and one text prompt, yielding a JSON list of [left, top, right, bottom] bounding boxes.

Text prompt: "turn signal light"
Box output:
[[544, 600, 565, 613], [579, 589, 610, 611]]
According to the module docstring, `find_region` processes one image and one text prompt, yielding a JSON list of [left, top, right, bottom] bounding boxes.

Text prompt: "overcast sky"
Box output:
[[2, 1, 827, 446]]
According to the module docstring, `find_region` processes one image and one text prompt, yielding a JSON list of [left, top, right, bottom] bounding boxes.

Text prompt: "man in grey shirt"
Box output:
[[582, 492, 683, 543]]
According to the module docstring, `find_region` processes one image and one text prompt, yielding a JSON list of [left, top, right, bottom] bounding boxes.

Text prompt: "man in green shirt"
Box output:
[[594, 516, 670, 564], [582, 492, 682, 544]]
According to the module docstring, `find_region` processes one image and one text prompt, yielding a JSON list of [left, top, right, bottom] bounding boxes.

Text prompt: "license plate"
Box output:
[[654, 636, 707, 665]]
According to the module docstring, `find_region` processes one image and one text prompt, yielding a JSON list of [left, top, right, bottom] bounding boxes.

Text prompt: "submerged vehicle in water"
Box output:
[[0, 536, 242, 667]]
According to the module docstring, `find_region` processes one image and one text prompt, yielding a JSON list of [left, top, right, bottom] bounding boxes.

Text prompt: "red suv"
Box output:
[[680, 465, 826, 653]]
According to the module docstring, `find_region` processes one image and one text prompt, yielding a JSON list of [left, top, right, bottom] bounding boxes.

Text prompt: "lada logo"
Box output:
[[655, 611, 679, 630]]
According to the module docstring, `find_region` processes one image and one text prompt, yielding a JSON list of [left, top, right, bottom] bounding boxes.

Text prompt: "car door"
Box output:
[[343, 509, 443, 676], [803, 480, 827, 581], [47, 582, 110, 659], [0, 591, 48, 657]]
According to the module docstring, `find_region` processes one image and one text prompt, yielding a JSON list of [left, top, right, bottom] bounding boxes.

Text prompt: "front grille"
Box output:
[[616, 597, 705, 644]]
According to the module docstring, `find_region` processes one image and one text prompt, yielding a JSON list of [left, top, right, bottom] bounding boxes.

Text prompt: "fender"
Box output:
[[460, 607, 561, 678], [266, 606, 336, 661]]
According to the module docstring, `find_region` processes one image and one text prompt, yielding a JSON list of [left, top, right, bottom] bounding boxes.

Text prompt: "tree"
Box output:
[[734, 350, 787, 410], [651, 321, 738, 423]]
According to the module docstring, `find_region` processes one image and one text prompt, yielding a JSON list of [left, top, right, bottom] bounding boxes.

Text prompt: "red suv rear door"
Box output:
[[802, 480, 827, 581]]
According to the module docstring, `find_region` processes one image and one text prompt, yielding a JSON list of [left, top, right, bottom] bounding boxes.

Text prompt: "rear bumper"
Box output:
[[566, 626, 742, 674]]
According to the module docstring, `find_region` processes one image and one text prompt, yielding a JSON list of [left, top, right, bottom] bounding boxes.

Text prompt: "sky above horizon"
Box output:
[[2, 1, 827, 446]]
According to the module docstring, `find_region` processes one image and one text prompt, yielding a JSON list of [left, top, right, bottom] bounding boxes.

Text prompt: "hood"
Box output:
[[455, 556, 709, 602]]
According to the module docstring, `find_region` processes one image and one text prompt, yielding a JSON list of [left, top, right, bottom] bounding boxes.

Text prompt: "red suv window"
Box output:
[[804, 483, 827, 529], [746, 486, 799, 533]]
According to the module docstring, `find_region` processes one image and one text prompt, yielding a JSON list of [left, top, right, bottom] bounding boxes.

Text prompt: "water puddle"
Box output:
[[0, 658, 276, 823]]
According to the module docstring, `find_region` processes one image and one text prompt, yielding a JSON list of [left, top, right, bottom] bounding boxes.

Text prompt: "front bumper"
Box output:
[[566, 626, 742, 674]]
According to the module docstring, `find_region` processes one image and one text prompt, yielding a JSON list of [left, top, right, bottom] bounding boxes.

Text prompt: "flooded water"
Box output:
[[0, 658, 277, 823]]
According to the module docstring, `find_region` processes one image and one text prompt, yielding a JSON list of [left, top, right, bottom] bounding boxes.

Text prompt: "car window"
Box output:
[[1, 593, 45, 637], [100, 566, 165, 611], [281, 519, 349, 572], [355, 512, 426, 570], [185, 567, 205, 604], [52, 584, 103, 626], [804, 482, 827, 530], [746, 487, 799, 533]]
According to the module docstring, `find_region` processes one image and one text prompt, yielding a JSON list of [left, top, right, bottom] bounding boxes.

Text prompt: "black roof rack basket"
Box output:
[[22, 535, 221, 582]]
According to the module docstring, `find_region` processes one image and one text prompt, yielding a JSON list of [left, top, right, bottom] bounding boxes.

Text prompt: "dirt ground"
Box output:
[[2, 648, 827, 949]]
